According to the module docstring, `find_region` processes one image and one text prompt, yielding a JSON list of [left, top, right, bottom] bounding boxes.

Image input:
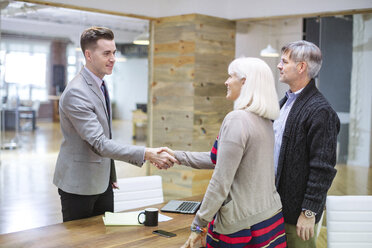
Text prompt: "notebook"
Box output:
[[102, 211, 173, 226], [161, 200, 201, 214]]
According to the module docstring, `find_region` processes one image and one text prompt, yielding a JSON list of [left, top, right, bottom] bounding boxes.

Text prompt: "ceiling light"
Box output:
[[133, 32, 149, 45], [116, 57, 127, 63], [260, 44, 279, 57]]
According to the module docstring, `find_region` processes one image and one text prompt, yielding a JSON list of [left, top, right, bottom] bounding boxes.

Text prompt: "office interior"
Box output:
[[0, 0, 371, 247]]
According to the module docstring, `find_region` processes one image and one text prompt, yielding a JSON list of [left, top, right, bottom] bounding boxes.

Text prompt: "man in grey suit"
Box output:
[[53, 26, 177, 222]]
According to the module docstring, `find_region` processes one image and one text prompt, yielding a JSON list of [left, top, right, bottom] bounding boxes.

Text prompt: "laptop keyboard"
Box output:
[[161, 200, 201, 214], [176, 201, 200, 213]]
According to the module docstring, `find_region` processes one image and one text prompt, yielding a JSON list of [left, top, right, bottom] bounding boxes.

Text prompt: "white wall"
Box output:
[[235, 18, 302, 99], [348, 14, 372, 167], [112, 58, 148, 120], [36, 0, 372, 20]]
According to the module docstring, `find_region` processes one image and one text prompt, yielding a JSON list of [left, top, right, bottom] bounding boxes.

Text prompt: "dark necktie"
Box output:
[[100, 81, 110, 117]]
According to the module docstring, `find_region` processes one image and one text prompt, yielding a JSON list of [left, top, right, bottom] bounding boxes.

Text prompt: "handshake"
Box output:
[[144, 147, 179, 169]]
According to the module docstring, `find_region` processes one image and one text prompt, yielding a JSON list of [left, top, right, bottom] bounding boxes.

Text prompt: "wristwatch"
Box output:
[[303, 209, 316, 218], [191, 225, 207, 234]]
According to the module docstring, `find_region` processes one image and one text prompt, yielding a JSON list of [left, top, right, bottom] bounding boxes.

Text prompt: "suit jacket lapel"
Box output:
[[80, 68, 110, 121]]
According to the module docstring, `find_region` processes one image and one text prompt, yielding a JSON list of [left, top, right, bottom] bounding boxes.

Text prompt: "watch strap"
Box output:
[[191, 225, 207, 234]]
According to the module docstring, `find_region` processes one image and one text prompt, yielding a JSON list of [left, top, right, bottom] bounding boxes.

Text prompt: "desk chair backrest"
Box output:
[[326, 195, 372, 248], [114, 175, 164, 212]]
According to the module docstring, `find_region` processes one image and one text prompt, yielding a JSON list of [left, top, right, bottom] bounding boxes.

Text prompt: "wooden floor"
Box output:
[[0, 120, 371, 248], [0, 120, 146, 235]]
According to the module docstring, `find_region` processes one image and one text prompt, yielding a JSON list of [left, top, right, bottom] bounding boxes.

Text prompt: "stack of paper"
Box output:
[[102, 211, 173, 226], [103, 211, 142, 226]]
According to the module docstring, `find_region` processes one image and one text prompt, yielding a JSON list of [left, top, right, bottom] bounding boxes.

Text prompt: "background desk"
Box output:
[[0, 195, 203, 248], [1, 107, 37, 131]]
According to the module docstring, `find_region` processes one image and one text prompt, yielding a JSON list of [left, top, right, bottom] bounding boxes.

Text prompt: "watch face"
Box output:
[[304, 210, 314, 218]]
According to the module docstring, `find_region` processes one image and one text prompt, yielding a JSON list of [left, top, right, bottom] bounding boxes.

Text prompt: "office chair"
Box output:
[[114, 175, 164, 212], [327, 195, 372, 248]]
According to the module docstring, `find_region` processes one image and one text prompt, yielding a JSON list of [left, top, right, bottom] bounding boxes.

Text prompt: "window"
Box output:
[[1, 39, 50, 102], [5, 52, 47, 86]]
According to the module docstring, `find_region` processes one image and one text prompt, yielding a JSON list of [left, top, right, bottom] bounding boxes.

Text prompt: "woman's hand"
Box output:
[[157, 146, 175, 157], [180, 231, 206, 248]]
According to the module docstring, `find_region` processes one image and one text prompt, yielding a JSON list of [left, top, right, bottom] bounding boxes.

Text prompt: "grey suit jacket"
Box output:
[[53, 68, 145, 195]]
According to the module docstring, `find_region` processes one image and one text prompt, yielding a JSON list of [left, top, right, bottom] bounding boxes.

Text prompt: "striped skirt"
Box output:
[[206, 210, 287, 248]]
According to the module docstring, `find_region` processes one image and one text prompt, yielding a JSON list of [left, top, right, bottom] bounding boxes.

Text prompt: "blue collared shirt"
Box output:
[[273, 88, 304, 176]]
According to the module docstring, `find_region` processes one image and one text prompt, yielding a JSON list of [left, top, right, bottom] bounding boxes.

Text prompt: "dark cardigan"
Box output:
[[275, 79, 340, 225]]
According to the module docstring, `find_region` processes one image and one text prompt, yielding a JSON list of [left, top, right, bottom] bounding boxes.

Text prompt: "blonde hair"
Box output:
[[228, 57, 279, 120]]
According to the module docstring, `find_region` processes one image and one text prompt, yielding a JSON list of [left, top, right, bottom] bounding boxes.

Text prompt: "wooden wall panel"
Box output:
[[153, 64, 194, 83], [149, 14, 236, 199], [152, 82, 194, 97], [194, 82, 227, 97], [155, 41, 195, 55]]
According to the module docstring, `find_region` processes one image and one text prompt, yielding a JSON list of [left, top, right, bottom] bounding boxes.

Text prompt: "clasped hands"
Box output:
[[145, 147, 178, 169]]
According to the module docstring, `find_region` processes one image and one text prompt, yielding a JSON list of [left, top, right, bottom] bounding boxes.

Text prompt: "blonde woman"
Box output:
[[163, 57, 287, 248]]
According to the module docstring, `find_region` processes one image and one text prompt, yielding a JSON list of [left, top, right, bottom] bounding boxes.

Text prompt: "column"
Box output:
[[148, 14, 235, 198]]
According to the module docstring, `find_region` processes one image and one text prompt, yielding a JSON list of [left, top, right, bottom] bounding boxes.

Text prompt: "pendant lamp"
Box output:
[[260, 44, 279, 57]]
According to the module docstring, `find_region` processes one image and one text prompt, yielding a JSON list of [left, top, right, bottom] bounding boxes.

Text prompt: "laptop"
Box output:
[[161, 200, 201, 214]]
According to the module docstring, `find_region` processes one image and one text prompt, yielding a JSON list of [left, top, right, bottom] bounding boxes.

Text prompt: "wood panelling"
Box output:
[[149, 14, 235, 198], [153, 65, 195, 83], [155, 41, 195, 55]]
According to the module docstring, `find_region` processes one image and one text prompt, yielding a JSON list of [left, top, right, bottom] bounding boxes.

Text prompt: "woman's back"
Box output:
[[207, 109, 281, 234]]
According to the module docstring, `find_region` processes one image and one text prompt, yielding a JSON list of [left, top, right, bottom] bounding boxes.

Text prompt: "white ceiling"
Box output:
[[1, 0, 371, 45], [26, 0, 372, 20], [1, 1, 149, 45]]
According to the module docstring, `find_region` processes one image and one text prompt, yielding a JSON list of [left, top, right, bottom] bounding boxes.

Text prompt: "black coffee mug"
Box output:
[[138, 208, 158, 226]]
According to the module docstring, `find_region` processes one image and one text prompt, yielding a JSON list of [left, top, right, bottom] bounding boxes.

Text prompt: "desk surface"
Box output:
[[0, 196, 203, 248]]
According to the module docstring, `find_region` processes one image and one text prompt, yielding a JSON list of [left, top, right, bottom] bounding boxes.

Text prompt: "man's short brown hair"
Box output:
[[80, 26, 114, 53]]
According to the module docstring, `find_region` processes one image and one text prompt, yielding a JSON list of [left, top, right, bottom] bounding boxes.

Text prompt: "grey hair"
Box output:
[[281, 40, 322, 79]]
